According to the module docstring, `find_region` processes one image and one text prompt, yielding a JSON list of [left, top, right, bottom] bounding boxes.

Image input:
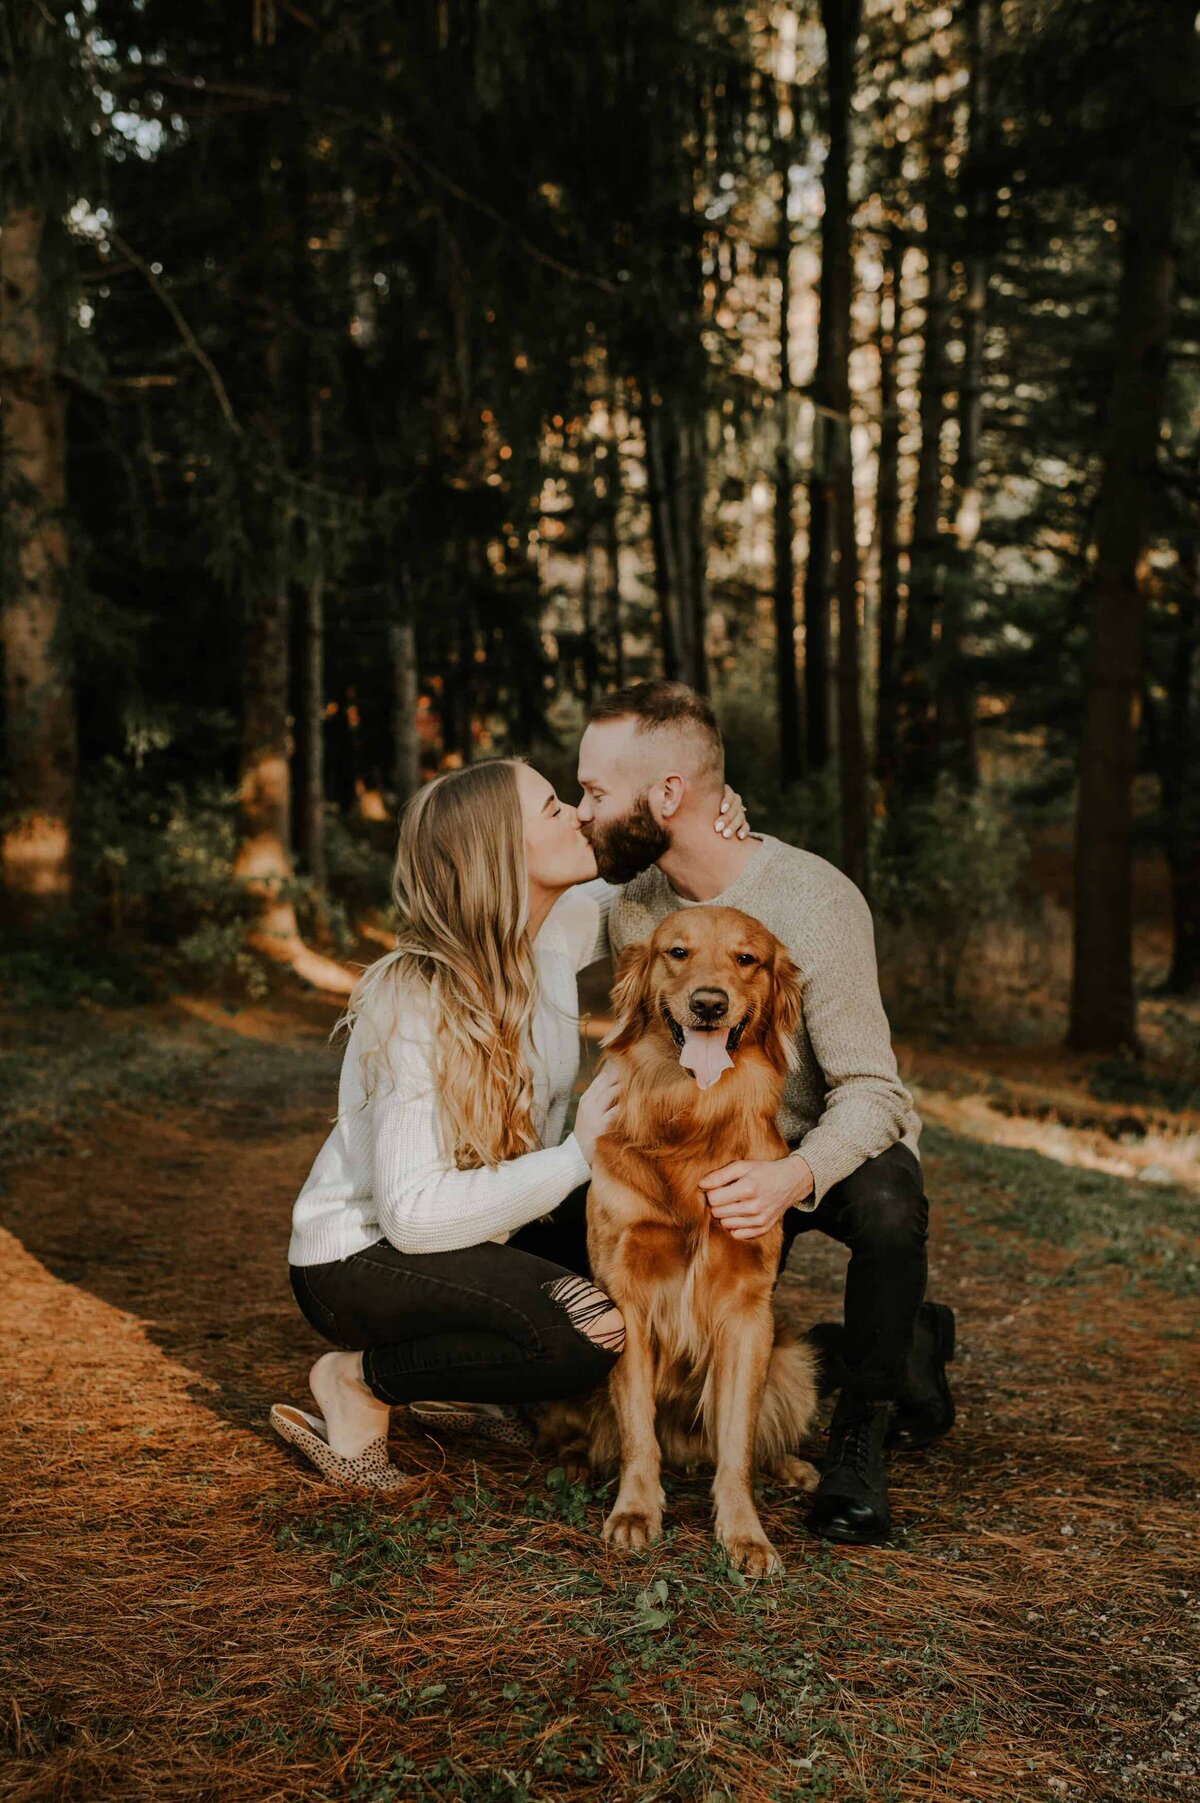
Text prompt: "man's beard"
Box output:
[[584, 793, 671, 885]]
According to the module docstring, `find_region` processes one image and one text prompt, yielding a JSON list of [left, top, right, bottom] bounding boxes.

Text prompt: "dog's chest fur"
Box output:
[[587, 1056, 786, 1379]]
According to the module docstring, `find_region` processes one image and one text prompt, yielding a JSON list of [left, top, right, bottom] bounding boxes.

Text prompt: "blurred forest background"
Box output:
[[3, 0, 1199, 1074]]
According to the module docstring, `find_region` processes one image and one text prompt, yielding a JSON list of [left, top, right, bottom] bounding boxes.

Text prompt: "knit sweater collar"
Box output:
[[651, 833, 784, 911]]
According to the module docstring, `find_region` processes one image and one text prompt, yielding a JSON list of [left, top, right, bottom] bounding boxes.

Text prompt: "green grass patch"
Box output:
[[923, 1121, 1199, 1295]]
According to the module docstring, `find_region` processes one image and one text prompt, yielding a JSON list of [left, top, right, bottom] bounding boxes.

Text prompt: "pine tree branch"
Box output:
[[126, 70, 621, 296], [106, 228, 241, 435]]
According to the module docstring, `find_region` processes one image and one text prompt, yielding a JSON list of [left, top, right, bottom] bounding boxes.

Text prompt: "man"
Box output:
[[575, 680, 955, 1545]]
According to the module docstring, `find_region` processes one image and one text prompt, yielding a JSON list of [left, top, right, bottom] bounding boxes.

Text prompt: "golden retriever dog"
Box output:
[[542, 904, 819, 1577]]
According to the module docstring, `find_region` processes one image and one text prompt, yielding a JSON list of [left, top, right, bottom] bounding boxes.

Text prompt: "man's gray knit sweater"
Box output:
[[607, 833, 921, 1209]]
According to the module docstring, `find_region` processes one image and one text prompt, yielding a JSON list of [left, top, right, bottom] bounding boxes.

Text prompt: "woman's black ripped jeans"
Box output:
[[289, 1183, 623, 1406]]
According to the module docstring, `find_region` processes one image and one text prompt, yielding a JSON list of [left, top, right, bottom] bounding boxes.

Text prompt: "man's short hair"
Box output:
[[587, 681, 724, 780]]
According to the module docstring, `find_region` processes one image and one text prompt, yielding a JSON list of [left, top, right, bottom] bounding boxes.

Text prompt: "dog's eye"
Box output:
[[735, 953, 757, 967], [667, 946, 689, 961]]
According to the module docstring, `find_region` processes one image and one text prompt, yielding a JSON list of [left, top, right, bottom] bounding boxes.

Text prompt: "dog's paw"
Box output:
[[602, 1508, 662, 1551], [765, 1454, 820, 1491], [720, 1532, 784, 1578]]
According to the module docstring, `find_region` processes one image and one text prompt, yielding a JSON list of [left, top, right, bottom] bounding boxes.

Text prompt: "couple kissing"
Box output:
[[275, 680, 955, 1548]]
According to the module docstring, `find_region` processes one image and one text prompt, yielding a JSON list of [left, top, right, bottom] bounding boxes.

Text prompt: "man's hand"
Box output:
[[699, 1154, 815, 1240]]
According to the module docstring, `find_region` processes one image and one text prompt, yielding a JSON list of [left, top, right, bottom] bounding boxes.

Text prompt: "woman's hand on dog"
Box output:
[[716, 784, 750, 840], [699, 1154, 816, 1239], [574, 1063, 624, 1163]]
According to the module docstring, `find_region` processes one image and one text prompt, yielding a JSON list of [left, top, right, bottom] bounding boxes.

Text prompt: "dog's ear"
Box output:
[[602, 939, 654, 1054], [763, 947, 803, 1070]]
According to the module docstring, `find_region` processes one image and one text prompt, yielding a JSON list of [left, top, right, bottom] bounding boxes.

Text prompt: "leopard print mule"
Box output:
[[269, 1403, 408, 1490], [407, 1399, 535, 1449]]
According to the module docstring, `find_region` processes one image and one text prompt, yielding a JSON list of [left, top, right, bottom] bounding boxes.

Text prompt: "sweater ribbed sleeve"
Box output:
[[785, 882, 916, 1205], [289, 929, 595, 1267], [368, 1015, 590, 1254]]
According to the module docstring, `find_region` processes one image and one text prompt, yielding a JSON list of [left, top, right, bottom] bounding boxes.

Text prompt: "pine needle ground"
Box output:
[[1, 989, 1196, 1803]]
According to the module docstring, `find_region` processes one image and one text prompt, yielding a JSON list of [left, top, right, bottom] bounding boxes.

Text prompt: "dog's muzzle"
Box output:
[[661, 1003, 753, 1090]]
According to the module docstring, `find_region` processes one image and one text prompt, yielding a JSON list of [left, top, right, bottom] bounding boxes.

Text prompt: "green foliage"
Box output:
[[923, 1121, 1197, 1295], [1087, 1058, 1200, 1115], [715, 685, 841, 865], [321, 813, 395, 923], [4, 0, 1193, 1039], [875, 777, 1027, 1011], [1, 995, 341, 1183], [75, 760, 250, 938]]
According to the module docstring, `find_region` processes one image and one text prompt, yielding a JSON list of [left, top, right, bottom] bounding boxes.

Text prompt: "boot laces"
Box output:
[[831, 1409, 879, 1479]]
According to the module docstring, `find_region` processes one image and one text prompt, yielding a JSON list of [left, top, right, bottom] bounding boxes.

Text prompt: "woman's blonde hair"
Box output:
[[344, 759, 540, 1170]]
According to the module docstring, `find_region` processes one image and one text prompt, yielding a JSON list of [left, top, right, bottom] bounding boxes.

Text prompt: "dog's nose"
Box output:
[[688, 987, 729, 1025]]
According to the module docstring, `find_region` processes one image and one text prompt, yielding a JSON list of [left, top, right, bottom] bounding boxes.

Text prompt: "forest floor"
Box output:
[[1, 972, 1198, 1803]]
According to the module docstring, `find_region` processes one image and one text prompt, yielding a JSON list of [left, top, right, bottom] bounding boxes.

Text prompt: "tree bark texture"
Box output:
[[802, 162, 836, 776], [1068, 0, 1193, 1051], [645, 390, 709, 693], [819, 0, 868, 888], [874, 233, 904, 792], [390, 599, 421, 813], [773, 114, 802, 786], [602, 427, 626, 690], [1156, 550, 1200, 995], [938, 0, 990, 789], [0, 207, 77, 913], [232, 125, 351, 993], [298, 569, 327, 890], [896, 111, 952, 801]]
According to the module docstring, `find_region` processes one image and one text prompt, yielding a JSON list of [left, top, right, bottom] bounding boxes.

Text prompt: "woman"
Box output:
[[272, 757, 748, 1487]]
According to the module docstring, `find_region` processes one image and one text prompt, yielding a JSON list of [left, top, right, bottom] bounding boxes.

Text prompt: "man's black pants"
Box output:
[[780, 1140, 928, 1405], [515, 1139, 928, 1408]]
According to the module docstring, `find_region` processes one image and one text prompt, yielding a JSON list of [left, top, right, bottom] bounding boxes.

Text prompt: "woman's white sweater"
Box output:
[[287, 882, 615, 1266]]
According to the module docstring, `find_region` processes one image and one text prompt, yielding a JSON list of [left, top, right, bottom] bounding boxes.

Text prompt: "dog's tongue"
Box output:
[[679, 1027, 734, 1091]]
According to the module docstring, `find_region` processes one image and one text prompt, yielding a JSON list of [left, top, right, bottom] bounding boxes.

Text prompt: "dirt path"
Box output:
[[1, 993, 1197, 1802]]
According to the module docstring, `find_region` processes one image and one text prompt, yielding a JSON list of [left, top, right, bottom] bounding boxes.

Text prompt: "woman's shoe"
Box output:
[[407, 1399, 535, 1450], [269, 1403, 408, 1490]]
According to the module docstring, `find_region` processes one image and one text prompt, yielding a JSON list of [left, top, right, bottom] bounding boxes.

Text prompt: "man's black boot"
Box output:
[[805, 1302, 956, 1448], [805, 1394, 892, 1544], [888, 1301, 956, 1449]]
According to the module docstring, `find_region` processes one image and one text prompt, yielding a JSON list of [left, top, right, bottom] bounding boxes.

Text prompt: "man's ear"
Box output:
[[764, 948, 804, 1070], [658, 773, 685, 820], [602, 940, 654, 1054]]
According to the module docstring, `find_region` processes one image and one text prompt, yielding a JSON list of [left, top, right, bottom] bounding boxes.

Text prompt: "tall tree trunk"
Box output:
[[938, 0, 991, 789], [773, 103, 802, 786], [455, 583, 477, 765], [601, 402, 626, 690], [1068, 0, 1192, 1052], [682, 411, 710, 696], [646, 399, 681, 681], [874, 232, 904, 792], [896, 112, 952, 801], [1151, 545, 1200, 995], [233, 125, 350, 993], [1164, 596, 1200, 995], [579, 528, 600, 704], [295, 371, 326, 889], [802, 237, 835, 771], [390, 575, 421, 812], [297, 567, 327, 890], [0, 208, 77, 913], [820, 0, 868, 889], [234, 572, 296, 942], [645, 390, 707, 691]]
